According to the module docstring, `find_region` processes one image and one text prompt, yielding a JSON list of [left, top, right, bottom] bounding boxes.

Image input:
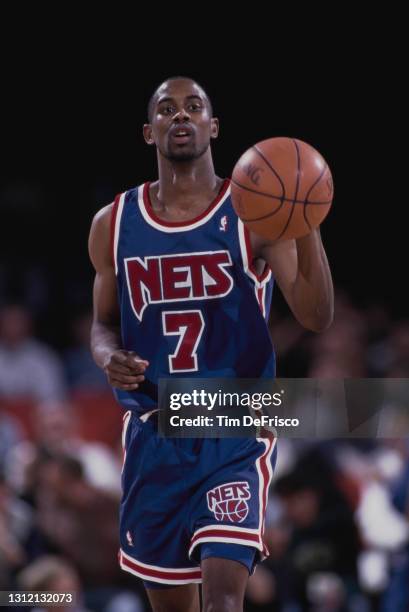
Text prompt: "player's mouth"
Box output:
[[170, 125, 194, 145]]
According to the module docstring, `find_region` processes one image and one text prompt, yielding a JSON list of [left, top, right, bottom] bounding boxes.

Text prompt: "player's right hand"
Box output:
[[103, 350, 149, 391]]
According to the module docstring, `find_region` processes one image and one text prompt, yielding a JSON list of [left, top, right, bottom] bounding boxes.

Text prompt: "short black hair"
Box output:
[[147, 76, 213, 122]]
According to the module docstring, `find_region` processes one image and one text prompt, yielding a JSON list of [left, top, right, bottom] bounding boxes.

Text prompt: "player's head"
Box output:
[[143, 76, 219, 162]]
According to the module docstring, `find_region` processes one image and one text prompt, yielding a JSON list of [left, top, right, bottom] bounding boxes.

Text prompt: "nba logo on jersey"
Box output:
[[207, 481, 251, 523], [219, 215, 228, 232]]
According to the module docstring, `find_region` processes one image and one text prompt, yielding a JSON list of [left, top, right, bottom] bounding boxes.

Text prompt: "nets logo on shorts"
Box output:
[[207, 481, 251, 523]]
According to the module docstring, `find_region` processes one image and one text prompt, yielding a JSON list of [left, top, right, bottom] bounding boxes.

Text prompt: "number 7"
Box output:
[[162, 310, 205, 373]]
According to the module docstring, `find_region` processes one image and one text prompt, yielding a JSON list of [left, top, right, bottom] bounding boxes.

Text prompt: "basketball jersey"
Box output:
[[111, 179, 275, 414]]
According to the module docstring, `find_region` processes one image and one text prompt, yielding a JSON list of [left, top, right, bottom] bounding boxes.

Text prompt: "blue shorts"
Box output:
[[118, 411, 277, 587]]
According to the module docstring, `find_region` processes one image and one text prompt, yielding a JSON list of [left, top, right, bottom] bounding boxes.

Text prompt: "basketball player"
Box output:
[[88, 77, 334, 612]]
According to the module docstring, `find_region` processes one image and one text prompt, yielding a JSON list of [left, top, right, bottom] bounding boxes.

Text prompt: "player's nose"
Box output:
[[173, 108, 191, 122]]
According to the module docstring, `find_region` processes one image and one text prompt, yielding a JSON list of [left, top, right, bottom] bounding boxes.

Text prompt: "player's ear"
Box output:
[[143, 124, 155, 145], [210, 117, 219, 139]]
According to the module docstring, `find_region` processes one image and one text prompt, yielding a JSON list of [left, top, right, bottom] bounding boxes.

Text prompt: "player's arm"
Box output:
[[252, 229, 334, 332], [88, 205, 149, 390]]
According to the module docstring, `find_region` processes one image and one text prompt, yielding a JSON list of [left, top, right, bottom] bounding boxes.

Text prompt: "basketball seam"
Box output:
[[230, 179, 331, 205], [275, 140, 300, 241], [303, 163, 329, 231], [253, 145, 286, 199], [231, 180, 331, 224]]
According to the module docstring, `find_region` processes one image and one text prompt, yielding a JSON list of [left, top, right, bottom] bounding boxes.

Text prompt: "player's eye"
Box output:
[[160, 105, 175, 115], [188, 103, 202, 111]]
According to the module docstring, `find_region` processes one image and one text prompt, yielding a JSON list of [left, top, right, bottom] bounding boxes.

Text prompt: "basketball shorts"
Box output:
[[118, 410, 277, 586]]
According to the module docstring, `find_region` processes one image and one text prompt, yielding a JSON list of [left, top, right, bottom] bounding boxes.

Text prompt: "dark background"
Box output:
[[1, 20, 399, 350]]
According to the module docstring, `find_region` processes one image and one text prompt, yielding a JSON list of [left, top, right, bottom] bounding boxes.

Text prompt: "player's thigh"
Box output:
[[201, 557, 249, 612], [146, 583, 200, 612]]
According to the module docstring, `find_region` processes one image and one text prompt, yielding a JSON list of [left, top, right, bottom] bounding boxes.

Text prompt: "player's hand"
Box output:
[[103, 350, 149, 390]]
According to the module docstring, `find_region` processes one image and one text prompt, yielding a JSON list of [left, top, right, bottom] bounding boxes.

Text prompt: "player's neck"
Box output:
[[155, 151, 220, 207]]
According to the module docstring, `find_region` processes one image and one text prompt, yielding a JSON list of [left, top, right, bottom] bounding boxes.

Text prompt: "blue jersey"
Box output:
[[111, 179, 275, 415]]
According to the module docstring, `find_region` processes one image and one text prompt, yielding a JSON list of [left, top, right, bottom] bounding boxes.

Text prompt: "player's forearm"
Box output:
[[292, 229, 334, 332], [91, 320, 122, 369]]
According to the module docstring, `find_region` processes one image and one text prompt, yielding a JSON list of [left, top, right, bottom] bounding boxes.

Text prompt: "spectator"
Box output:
[[273, 446, 360, 608], [64, 311, 109, 391], [0, 473, 33, 588], [0, 410, 23, 470], [33, 455, 121, 588], [18, 555, 90, 612], [0, 304, 66, 402], [5, 401, 121, 496], [308, 294, 367, 378], [381, 453, 409, 611]]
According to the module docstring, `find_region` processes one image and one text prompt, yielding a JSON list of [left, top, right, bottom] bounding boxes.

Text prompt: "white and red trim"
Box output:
[[140, 409, 159, 423], [122, 410, 132, 446], [111, 191, 127, 275], [121, 410, 132, 473], [119, 549, 202, 585], [189, 434, 276, 561], [188, 524, 263, 559], [138, 180, 231, 233], [256, 432, 276, 557], [238, 220, 272, 317]]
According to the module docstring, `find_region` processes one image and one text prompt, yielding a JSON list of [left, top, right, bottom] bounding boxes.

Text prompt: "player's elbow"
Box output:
[[303, 309, 334, 333], [309, 319, 333, 333]]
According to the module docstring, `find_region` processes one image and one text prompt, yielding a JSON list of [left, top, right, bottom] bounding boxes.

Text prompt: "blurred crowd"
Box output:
[[1, 295, 409, 611]]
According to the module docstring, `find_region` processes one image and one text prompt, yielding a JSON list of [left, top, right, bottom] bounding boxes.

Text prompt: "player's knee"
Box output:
[[203, 594, 242, 612]]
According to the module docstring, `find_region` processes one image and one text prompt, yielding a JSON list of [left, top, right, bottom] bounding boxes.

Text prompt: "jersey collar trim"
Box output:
[[138, 179, 231, 233]]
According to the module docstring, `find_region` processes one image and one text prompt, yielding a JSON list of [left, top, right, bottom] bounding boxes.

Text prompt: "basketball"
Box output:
[[231, 137, 334, 241]]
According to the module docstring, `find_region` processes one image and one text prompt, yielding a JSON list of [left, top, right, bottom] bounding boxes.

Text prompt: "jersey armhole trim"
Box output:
[[238, 220, 272, 317], [111, 192, 127, 275], [243, 224, 271, 284]]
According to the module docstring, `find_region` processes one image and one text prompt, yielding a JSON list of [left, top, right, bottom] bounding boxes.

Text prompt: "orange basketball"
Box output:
[[231, 137, 334, 241]]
